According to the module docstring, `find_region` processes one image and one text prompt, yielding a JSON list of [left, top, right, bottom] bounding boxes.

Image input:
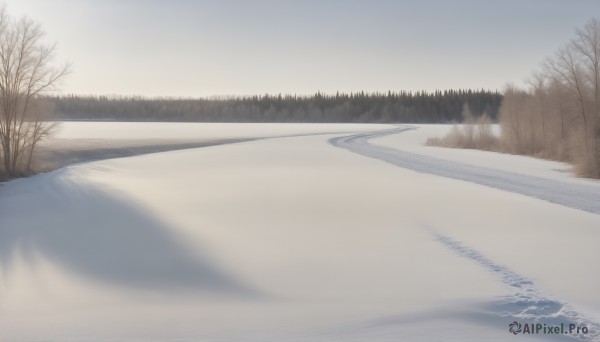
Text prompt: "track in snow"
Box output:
[[433, 232, 600, 341], [330, 126, 600, 215]]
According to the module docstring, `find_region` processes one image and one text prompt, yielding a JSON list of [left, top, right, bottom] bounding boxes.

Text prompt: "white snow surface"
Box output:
[[332, 125, 600, 214], [1, 123, 599, 341], [376, 124, 600, 187], [53, 121, 392, 140]]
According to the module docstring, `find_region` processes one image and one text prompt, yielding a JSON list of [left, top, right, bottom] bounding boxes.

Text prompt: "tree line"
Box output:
[[499, 18, 600, 178], [0, 5, 68, 179], [47, 89, 502, 123], [430, 18, 600, 179]]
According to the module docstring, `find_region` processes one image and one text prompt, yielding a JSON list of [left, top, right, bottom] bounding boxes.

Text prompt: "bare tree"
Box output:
[[573, 18, 600, 175], [574, 18, 600, 119], [461, 102, 475, 146], [527, 71, 547, 149], [547, 44, 590, 152], [425, 18, 600, 178], [0, 5, 69, 178], [499, 84, 528, 153], [545, 76, 569, 142]]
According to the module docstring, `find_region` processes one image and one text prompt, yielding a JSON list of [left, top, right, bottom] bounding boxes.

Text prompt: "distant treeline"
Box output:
[[48, 89, 502, 123]]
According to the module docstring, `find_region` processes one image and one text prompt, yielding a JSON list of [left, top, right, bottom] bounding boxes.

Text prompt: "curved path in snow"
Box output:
[[331, 127, 600, 337], [330, 126, 600, 215]]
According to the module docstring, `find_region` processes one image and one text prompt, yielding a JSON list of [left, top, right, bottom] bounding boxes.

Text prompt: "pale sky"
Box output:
[[3, 0, 600, 97]]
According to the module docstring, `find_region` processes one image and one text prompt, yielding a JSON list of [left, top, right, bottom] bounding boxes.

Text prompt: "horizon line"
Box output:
[[46, 88, 504, 101]]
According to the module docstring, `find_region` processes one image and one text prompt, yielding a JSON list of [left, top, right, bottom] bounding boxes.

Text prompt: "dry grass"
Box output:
[[427, 105, 499, 151]]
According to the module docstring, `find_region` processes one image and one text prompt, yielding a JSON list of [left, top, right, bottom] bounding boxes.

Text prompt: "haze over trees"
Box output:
[[430, 18, 600, 179], [48, 89, 501, 124], [0, 4, 68, 179]]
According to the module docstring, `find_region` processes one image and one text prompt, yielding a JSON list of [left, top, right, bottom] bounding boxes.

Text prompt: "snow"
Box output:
[[53, 121, 393, 140], [1, 123, 599, 341], [375, 124, 600, 187], [332, 126, 600, 214]]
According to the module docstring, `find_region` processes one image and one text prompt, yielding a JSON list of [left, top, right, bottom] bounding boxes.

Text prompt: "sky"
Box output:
[[3, 0, 600, 98]]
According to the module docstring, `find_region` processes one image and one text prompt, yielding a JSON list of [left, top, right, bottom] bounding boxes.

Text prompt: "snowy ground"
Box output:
[[333, 126, 600, 214], [36, 122, 387, 170], [1, 123, 599, 341]]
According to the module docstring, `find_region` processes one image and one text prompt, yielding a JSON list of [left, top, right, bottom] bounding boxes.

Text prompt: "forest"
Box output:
[[429, 18, 600, 178], [499, 19, 600, 177], [47, 89, 502, 123]]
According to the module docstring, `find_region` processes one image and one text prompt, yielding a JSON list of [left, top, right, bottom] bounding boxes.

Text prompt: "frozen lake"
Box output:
[[1, 123, 599, 341]]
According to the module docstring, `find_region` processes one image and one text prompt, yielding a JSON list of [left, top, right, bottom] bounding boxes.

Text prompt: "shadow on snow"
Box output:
[[0, 168, 259, 297]]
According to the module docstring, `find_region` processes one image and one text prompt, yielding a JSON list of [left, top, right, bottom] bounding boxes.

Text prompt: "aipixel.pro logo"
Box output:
[[508, 320, 589, 336]]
